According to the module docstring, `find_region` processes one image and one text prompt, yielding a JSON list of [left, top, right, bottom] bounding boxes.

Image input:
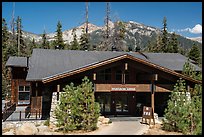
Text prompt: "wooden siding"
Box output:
[[11, 79, 30, 105]]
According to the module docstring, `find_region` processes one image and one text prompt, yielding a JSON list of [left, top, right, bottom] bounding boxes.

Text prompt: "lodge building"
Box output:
[[6, 49, 202, 119]]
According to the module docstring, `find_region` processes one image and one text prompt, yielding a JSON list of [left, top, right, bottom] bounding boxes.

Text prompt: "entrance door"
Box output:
[[115, 92, 128, 114], [112, 92, 136, 116]]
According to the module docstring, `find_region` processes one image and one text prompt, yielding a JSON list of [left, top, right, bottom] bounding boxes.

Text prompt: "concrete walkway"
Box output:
[[87, 117, 150, 135]]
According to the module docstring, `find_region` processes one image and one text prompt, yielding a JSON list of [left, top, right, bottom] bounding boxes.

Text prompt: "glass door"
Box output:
[[115, 92, 128, 113]]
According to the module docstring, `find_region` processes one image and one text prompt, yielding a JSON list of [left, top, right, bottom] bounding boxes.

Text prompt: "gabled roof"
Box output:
[[6, 57, 28, 67], [24, 49, 201, 84]]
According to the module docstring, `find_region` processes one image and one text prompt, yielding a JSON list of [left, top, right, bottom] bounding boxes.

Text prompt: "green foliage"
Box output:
[[54, 21, 65, 49], [54, 76, 100, 132], [162, 62, 202, 135], [161, 17, 168, 53], [182, 59, 197, 79], [79, 28, 90, 50], [16, 16, 27, 56], [168, 32, 179, 53], [70, 28, 80, 50], [41, 30, 49, 49], [188, 43, 201, 65], [162, 79, 191, 134], [44, 118, 50, 126]]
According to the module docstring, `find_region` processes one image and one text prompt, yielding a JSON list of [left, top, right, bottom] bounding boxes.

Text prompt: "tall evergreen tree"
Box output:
[[170, 32, 179, 53], [42, 30, 49, 49], [16, 16, 26, 56], [161, 17, 169, 53], [2, 18, 12, 99], [188, 43, 201, 64], [79, 27, 90, 50], [54, 21, 65, 49], [112, 21, 126, 51], [70, 28, 80, 50], [2, 18, 10, 49]]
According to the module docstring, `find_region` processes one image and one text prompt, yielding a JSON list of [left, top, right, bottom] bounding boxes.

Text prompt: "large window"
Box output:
[[18, 85, 30, 105], [98, 68, 111, 81], [95, 93, 111, 113]]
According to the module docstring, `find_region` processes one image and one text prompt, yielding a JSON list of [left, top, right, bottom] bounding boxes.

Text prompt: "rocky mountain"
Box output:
[[21, 21, 202, 51], [186, 37, 202, 44]]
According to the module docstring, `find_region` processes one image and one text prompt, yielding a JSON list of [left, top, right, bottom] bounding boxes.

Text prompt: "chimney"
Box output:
[[135, 46, 140, 52], [112, 46, 117, 52], [55, 45, 60, 50]]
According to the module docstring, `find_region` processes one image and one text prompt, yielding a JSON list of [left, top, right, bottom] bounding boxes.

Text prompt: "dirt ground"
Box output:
[[143, 123, 183, 135]]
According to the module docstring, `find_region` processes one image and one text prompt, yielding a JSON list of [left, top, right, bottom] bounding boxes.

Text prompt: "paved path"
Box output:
[[87, 117, 150, 135]]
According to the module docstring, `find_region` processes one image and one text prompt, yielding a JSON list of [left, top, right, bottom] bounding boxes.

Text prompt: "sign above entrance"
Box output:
[[111, 87, 136, 91]]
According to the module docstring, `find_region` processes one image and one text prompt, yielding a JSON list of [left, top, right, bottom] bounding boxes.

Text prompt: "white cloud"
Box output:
[[173, 24, 202, 34], [189, 24, 202, 34]]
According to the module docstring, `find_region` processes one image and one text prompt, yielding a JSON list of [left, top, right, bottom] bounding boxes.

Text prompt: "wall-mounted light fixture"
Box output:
[[125, 63, 128, 70], [93, 73, 96, 80]]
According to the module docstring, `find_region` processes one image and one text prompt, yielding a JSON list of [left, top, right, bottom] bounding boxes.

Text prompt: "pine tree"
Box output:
[[54, 21, 65, 50], [70, 28, 80, 50], [2, 18, 11, 100], [188, 43, 200, 64], [79, 27, 90, 50], [163, 62, 202, 135], [42, 30, 49, 49], [161, 17, 169, 53], [112, 21, 126, 51], [170, 32, 179, 53], [55, 76, 100, 132], [16, 16, 26, 56]]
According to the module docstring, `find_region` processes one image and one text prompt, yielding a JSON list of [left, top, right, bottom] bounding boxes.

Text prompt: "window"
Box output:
[[96, 93, 111, 113], [18, 86, 30, 105], [98, 68, 111, 81], [116, 70, 122, 81]]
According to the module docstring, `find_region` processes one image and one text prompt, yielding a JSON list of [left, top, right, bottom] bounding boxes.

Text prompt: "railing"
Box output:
[[2, 103, 16, 122], [2, 108, 42, 122]]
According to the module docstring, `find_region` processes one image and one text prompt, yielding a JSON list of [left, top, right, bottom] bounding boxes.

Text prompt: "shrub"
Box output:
[[54, 76, 100, 132]]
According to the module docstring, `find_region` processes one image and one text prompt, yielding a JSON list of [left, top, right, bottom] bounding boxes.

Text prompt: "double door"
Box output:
[[111, 92, 136, 116]]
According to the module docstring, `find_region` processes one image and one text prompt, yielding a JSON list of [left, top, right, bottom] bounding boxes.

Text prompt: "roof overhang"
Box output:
[[41, 54, 202, 84]]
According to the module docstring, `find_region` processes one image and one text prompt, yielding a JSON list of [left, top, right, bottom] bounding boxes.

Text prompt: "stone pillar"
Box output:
[[49, 85, 60, 129], [49, 92, 59, 127]]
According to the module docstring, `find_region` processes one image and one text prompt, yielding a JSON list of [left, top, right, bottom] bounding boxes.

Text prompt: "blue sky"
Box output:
[[2, 2, 202, 38]]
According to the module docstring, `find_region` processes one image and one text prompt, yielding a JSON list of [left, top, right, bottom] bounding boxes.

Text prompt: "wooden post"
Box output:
[[151, 81, 155, 115], [36, 82, 38, 96], [20, 111, 21, 121]]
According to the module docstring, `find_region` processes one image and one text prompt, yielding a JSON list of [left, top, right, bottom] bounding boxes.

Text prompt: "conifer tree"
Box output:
[[54, 21, 65, 49], [163, 62, 202, 135], [16, 16, 26, 56], [55, 76, 100, 132], [161, 17, 169, 52], [2, 18, 12, 99], [42, 30, 49, 49], [188, 43, 201, 64], [70, 28, 80, 50], [170, 32, 179, 53], [79, 27, 90, 50]]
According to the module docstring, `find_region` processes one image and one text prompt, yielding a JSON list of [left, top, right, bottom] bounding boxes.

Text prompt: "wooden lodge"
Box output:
[[6, 49, 202, 119]]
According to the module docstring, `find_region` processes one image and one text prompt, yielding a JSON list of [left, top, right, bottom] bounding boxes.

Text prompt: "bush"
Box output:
[[54, 76, 100, 132], [162, 79, 202, 135]]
